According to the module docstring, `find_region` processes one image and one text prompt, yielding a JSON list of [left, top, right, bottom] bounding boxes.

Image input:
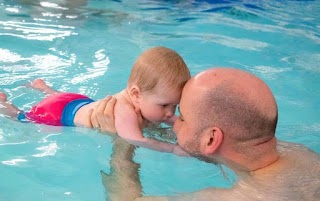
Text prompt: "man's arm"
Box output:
[[101, 137, 142, 201], [103, 137, 174, 201]]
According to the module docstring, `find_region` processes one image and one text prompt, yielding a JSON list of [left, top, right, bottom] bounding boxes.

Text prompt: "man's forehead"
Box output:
[[179, 84, 197, 115]]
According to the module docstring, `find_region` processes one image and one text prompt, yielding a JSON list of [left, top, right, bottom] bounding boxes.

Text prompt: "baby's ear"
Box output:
[[134, 107, 141, 114], [129, 85, 141, 102]]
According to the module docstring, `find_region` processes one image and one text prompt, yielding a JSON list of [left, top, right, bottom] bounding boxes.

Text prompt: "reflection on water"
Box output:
[[0, 20, 75, 40], [0, 0, 319, 200], [4, 0, 130, 24]]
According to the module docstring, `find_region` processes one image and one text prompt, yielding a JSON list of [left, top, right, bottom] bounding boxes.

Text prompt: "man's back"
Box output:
[[136, 142, 320, 201], [175, 141, 320, 201], [242, 141, 319, 200]]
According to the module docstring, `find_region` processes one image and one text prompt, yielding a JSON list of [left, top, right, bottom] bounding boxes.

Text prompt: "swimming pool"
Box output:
[[0, 0, 319, 200]]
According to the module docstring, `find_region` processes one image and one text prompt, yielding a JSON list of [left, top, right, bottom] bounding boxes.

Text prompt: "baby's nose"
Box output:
[[166, 105, 177, 117], [165, 112, 173, 118], [165, 108, 175, 117]]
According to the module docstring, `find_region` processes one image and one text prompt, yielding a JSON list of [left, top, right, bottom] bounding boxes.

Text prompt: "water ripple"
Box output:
[[2, 158, 27, 166], [251, 65, 292, 80], [0, 48, 72, 85], [0, 20, 76, 41], [203, 15, 320, 44], [32, 142, 58, 157], [70, 49, 110, 84]]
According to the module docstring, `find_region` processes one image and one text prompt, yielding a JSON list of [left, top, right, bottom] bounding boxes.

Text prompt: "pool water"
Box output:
[[0, 0, 319, 200]]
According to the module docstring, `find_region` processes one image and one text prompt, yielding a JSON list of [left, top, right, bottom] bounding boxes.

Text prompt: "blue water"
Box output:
[[0, 0, 319, 200]]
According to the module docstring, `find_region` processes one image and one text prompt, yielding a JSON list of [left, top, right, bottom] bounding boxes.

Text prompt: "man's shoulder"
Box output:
[[277, 141, 320, 161], [251, 141, 320, 200]]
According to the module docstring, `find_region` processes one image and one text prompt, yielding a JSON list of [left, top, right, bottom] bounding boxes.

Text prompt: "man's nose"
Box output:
[[173, 119, 180, 134]]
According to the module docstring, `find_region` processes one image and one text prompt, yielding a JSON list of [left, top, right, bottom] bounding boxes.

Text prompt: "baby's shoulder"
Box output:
[[114, 98, 137, 117]]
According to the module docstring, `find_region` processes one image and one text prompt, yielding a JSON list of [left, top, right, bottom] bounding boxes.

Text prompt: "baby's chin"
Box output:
[[145, 120, 161, 127], [152, 121, 161, 126]]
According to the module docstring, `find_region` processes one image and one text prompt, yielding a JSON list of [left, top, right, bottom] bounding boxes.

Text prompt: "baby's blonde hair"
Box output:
[[128, 46, 190, 93]]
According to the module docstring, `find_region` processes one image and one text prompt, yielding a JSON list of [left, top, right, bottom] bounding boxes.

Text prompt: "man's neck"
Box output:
[[218, 137, 280, 174]]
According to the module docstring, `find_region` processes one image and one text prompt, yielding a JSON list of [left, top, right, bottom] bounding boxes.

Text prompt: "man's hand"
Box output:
[[89, 96, 117, 133]]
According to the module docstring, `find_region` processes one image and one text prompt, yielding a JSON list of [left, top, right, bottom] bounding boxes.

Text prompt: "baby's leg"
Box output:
[[30, 78, 58, 95], [0, 92, 22, 119]]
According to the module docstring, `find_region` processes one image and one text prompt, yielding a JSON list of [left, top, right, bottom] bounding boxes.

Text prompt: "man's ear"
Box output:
[[129, 85, 141, 103], [203, 127, 223, 155]]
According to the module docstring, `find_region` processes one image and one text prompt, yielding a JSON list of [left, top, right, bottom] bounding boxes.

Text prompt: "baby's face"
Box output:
[[138, 85, 181, 125]]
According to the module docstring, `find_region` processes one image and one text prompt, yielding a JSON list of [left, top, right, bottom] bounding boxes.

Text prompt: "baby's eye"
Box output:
[[161, 104, 169, 107]]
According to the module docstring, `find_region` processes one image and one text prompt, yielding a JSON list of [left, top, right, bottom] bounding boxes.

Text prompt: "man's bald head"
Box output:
[[186, 68, 278, 144]]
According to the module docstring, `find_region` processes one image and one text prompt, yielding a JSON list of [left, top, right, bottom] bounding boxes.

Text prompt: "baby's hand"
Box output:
[[173, 145, 190, 157]]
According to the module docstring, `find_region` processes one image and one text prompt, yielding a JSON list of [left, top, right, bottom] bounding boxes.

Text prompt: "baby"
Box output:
[[0, 46, 191, 155]]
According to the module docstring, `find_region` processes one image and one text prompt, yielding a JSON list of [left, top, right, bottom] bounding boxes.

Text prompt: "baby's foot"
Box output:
[[31, 78, 47, 90], [30, 78, 57, 94], [0, 92, 7, 101], [0, 92, 21, 118]]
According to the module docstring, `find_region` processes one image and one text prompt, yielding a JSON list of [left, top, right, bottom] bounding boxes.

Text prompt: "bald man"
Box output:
[[93, 68, 320, 201]]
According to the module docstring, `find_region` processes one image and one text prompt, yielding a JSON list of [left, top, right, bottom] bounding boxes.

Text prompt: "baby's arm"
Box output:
[[115, 104, 186, 155]]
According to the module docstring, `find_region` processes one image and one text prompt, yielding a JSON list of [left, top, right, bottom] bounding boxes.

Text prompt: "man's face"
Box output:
[[173, 82, 201, 154], [173, 80, 219, 164]]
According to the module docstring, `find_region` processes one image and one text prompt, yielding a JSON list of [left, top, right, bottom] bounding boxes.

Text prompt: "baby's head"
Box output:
[[128, 46, 190, 124], [128, 46, 190, 93]]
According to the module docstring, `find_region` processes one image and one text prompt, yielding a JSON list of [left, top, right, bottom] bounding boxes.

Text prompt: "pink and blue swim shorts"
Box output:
[[18, 92, 94, 126]]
